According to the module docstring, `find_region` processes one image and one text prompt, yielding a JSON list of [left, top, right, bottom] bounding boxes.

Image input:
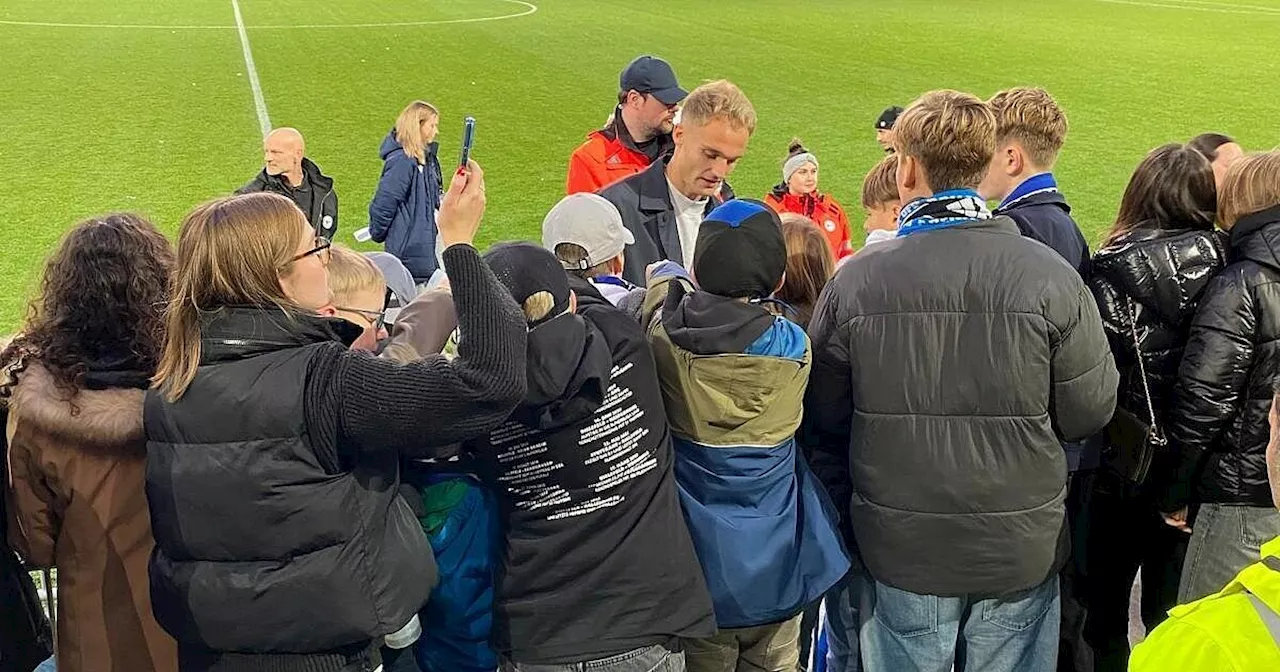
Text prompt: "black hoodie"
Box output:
[[1167, 206, 1280, 510], [472, 277, 715, 664]]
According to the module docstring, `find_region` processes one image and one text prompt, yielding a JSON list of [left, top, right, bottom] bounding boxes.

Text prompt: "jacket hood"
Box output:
[[662, 282, 775, 356], [380, 131, 439, 163], [199, 306, 361, 363], [1092, 226, 1226, 326], [1230, 205, 1280, 272], [512, 311, 611, 432], [8, 361, 144, 453]]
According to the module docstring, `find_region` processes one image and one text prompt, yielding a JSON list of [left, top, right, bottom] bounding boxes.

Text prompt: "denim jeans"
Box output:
[[861, 574, 1060, 672], [35, 657, 56, 672], [1178, 503, 1280, 603], [502, 644, 684, 672]]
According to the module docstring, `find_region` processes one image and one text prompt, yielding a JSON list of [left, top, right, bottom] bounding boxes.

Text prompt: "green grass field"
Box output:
[[2, 0, 1278, 330]]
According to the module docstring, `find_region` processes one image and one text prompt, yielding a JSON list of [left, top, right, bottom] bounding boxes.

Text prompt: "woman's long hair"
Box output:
[[0, 214, 173, 396], [1219, 151, 1280, 230], [1103, 143, 1216, 247], [393, 100, 439, 165], [153, 192, 310, 401], [777, 213, 835, 330]]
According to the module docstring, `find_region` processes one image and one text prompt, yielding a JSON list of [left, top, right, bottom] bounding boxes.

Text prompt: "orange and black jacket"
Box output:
[[566, 108, 673, 195], [764, 187, 854, 260]]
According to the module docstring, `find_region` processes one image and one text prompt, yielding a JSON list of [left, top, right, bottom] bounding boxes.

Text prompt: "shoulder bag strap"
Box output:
[[1126, 298, 1166, 445]]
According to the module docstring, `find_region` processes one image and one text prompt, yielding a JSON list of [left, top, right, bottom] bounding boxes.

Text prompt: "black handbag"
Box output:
[[1103, 299, 1167, 484]]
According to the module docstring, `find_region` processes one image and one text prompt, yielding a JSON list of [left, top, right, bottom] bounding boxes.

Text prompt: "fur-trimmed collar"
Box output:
[[7, 361, 144, 453]]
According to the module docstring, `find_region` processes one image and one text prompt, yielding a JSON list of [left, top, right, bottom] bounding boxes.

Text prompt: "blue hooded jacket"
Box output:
[[369, 131, 442, 282]]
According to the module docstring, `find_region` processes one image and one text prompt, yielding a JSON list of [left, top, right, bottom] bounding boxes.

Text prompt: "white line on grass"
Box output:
[[231, 0, 271, 138], [0, 1, 538, 29], [1095, 0, 1280, 15]]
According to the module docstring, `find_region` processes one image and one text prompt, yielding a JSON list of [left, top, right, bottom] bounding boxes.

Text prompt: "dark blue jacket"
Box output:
[[995, 176, 1090, 280], [370, 132, 442, 282]]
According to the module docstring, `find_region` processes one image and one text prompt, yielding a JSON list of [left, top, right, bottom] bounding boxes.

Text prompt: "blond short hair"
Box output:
[[680, 80, 757, 135], [327, 245, 385, 305], [988, 87, 1068, 169], [861, 154, 900, 208], [895, 90, 996, 192], [1218, 150, 1280, 229]]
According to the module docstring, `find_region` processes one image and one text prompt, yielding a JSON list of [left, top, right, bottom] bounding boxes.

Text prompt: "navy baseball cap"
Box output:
[[619, 56, 687, 106], [876, 106, 905, 130]]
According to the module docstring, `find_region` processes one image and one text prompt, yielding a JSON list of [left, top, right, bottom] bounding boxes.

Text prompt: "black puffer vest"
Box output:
[[144, 308, 435, 658]]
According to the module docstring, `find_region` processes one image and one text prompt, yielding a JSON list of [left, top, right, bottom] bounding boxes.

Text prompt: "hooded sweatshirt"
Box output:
[[470, 277, 715, 664]]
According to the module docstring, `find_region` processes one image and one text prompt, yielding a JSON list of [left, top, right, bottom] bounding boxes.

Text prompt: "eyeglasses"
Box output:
[[288, 236, 332, 265], [336, 306, 387, 333]]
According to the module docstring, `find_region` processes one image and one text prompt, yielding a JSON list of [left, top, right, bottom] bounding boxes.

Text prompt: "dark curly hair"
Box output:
[[1, 213, 174, 397]]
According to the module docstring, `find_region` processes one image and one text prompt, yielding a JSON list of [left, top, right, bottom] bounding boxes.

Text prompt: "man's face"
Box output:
[[671, 117, 751, 198], [863, 202, 901, 233], [264, 134, 303, 176], [627, 91, 679, 139], [877, 128, 896, 152]]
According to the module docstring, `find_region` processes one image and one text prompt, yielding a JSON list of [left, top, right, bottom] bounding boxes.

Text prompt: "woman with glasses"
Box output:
[[144, 163, 527, 672]]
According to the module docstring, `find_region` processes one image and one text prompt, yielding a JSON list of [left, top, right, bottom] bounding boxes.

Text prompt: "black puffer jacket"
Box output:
[[804, 216, 1117, 597], [1089, 227, 1226, 441], [1167, 205, 1280, 510]]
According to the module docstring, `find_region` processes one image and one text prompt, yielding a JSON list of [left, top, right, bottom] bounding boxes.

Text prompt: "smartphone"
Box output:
[[459, 116, 476, 169]]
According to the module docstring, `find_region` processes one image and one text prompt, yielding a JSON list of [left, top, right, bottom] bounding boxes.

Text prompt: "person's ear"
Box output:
[[899, 154, 919, 194], [891, 202, 902, 220], [317, 305, 338, 317], [1007, 144, 1024, 177], [610, 254, 626, 277], [773, 272, 787, 296], [568, 291, 579, 314], [673, 122, 685, 147]]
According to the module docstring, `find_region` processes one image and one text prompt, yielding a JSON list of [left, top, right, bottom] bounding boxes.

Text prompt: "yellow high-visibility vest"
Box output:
[[1129, 536, 1280, 671]]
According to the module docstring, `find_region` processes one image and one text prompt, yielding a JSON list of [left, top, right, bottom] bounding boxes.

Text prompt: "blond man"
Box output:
[[802, 90, 1117, 672], [599, 80, 756, 284], [978, 87, 1089, 276]]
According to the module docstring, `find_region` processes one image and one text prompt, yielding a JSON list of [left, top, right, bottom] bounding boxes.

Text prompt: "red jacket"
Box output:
[[566, 112, 672, 194], [764, 189, 854, 259]]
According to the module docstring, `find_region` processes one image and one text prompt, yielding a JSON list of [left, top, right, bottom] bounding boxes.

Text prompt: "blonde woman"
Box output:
[[145, 164, 527, 671], [370, 100, 444, 284]]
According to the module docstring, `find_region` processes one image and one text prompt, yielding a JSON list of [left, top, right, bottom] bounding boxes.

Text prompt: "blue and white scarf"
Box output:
[[896, 189, 992, 237]]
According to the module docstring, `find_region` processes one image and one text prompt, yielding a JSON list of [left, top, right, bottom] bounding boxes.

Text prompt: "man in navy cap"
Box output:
[[875, 105, 903, 153], [566, 55, 687, 194]]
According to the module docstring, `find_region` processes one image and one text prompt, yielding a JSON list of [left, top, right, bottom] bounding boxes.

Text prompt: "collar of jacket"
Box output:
[[636, 156, 730, 214], [1101, 224, 1215, 249], [998, 172, 1059, 211], [662, 281, 776, 356], [600, 106, 674, 162], [257, 157, 334, 193], [1230, 204, 1280, 270], [198, 306, 362, 363], [769, 187, 828, 213]]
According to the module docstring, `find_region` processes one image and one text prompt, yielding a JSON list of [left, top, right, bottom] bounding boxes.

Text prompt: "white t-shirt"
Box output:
[[667, 179, 709, 265]]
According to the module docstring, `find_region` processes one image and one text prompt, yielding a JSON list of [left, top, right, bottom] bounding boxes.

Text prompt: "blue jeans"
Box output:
[[502, 644, 684, 672], [1179, 503, 1280, 603], [35, 657, 56, 672], [862, 575, 1060, 672]]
